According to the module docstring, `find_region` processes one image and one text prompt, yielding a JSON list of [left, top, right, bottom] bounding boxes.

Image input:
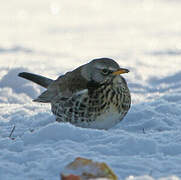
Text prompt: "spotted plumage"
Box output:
[[18, 58, 131, 129]]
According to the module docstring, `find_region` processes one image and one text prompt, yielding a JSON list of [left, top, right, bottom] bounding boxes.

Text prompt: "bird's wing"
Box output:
[[34, 67, 88, 103]]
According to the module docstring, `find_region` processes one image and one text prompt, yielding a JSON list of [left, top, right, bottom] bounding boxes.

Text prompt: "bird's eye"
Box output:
[[101, 69, 111, 75]]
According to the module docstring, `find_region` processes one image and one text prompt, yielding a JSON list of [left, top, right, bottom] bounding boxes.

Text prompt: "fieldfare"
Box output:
[[18, 58, 131, 129]]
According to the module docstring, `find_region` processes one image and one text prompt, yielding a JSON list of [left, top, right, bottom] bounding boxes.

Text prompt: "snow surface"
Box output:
[[1, 0, 181, 179]]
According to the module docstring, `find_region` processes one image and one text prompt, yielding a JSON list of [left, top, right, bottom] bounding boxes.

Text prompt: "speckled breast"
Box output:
[[52, 76, 131, 129]]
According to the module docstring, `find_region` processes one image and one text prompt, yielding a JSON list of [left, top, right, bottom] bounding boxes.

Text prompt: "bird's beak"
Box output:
[[112, 68, 129, 75]]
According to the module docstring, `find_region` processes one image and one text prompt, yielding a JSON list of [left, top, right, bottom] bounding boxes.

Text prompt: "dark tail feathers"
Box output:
[[18, 72, 53, 88]]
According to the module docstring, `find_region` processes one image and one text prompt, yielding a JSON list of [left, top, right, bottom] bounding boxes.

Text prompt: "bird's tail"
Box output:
[[18, 72, 53, 88]]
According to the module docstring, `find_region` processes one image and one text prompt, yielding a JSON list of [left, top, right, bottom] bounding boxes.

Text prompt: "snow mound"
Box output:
[[0, 67, 42, 99]]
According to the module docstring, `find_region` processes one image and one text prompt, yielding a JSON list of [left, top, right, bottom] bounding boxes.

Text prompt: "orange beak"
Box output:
[[112, 68, 129, 75]]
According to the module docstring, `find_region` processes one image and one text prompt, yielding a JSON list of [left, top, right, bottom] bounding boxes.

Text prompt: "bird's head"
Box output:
[[81, 58, 129, 84]]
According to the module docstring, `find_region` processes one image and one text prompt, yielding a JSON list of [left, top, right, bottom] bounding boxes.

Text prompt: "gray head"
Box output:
[[81, 58, 129, 83]]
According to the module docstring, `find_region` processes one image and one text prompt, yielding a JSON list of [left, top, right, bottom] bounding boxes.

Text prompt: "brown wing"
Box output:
[[34, 66, 88, 103]]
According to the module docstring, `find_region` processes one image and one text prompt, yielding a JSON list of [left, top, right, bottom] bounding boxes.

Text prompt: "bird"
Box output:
[[18, 58, 131, 130]]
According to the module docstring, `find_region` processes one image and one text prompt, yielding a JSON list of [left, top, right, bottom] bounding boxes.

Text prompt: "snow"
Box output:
[[1, 0, 181, 179]]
